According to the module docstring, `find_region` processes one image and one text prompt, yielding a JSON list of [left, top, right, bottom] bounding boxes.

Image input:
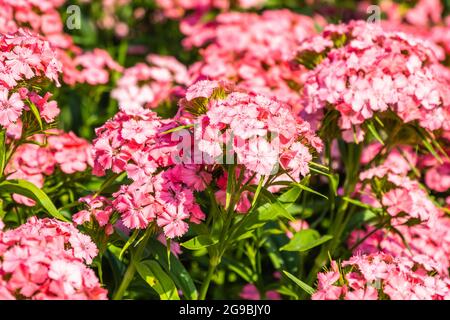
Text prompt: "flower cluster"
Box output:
[[5, 130, 93, 206], [295, 20, 450, 141], [0, 29, 62, 128], [0, 217, 107, 300], [181, 80, 322, 177], [112, 54, 188, 113], [349, 213, 450, 277], [419, 150, 450, 193], [312, 253, 450, 300], [183, 10, 320, 109], [73, 195, 115, 236], [91, 106, 210, 237], [156, 0, 266, 19], [0, 0, 70, 48], [358, 147, 440, 225], [64, 49, 123, 86]]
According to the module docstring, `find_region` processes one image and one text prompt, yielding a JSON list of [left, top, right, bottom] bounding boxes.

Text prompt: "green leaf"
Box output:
[[0, 130, 6, 174], [26, 99, 43, 130], [148, 239, 198, 300], [277, 285, 299, 299], [294, 183, 328, 200], [342, 196, 381, 212], [283, 271, 315, 295], [309, 167, 339, 196], [135, 260, 180, 300], [119, 229, 139, 260], [181, 235, 218, 250], [0, 179, 68, 221], [278, 184, 303, 207], [366, 121, 384, 145], [281, 229, 332, 252], [222, 257, 257, 283]]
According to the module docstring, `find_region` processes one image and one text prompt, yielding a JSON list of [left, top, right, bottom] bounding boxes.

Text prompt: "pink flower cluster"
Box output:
[[0, 0, 123, 87], [64, 48, 123, 86], [181, 80, 322, 177], [358, 148, 440, 225], [113, 164, 208, 237], [295, 20, 450, 141], [240, 283, 280, 300], [349, 213, 450, 277], [112, 54, 188, 113], [6, 131, 93, 206], [419, 150, 450, 193], [91, 107, 210, 237], [156, 0, 266, 19], [73, 195, 114, 236], [183, 10, 320, 109], [0, 0, 70, 48], [312, 253, 450, 300], [0, 217, 107, 300], [0, 29, 62, 128]]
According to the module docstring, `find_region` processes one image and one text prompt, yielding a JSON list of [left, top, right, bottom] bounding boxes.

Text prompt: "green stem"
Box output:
[[199, 256, 220, 300], [112, 260, 136, 300], [112, 227, 153, 300]]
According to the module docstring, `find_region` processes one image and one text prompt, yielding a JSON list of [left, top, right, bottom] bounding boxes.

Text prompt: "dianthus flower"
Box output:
[[112, 54, 188, 113], [358, 148, 440, 225], [183, 10, 321, 109], [0, 217, 107, 300], [180, 80, 322, 177], [294, 20, 450, 142], [312, 253, 450, 300], [349, 213, 450, 277], [155, 0, 266, 19], [0, 29, 62, 128]]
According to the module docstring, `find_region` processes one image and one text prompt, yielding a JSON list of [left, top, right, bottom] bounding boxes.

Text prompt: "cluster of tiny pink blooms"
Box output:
[[418, 149, 450, 192], [0, 29, 62, 128], [0, 0, 70, 48], [295, 20, 450, 141], [112, 54, 188, 113], [5, 130, 93, 206], [349, 213, 450, 277], [358, 151, 440, 225], [0, 217, 107, 300], [180, 80, 322, 177], [183, 10, 320, 109], [0, 0, 122, 87], [239, 283, 280, 300], [64, 48, 123, 86], [156, 0, 266, 19], [91, 107, 210, 237], [312, 253, 450, 300], [73, 195, 115, 236]]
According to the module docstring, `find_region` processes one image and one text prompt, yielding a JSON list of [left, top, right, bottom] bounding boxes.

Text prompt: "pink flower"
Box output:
[[156, 203, 190, 239], [0, 89, 24, 127], [0, 217, 107, 300]]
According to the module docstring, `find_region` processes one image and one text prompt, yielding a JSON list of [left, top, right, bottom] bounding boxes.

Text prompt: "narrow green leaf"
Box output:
[[283, 270, 315, 295], [366, 121, 384, 145], [342, 196, 381, 212], [135, 260, 180, 300], [26, 99, 43, 130], [0, 179, 67, 221], [181, 235, 218, 250], [119, 229, 139, 260], [294, 183, 328, 200], [148, 239, 198, 300], [0, 130, 6, 175], [281, 229, 332, 252]]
